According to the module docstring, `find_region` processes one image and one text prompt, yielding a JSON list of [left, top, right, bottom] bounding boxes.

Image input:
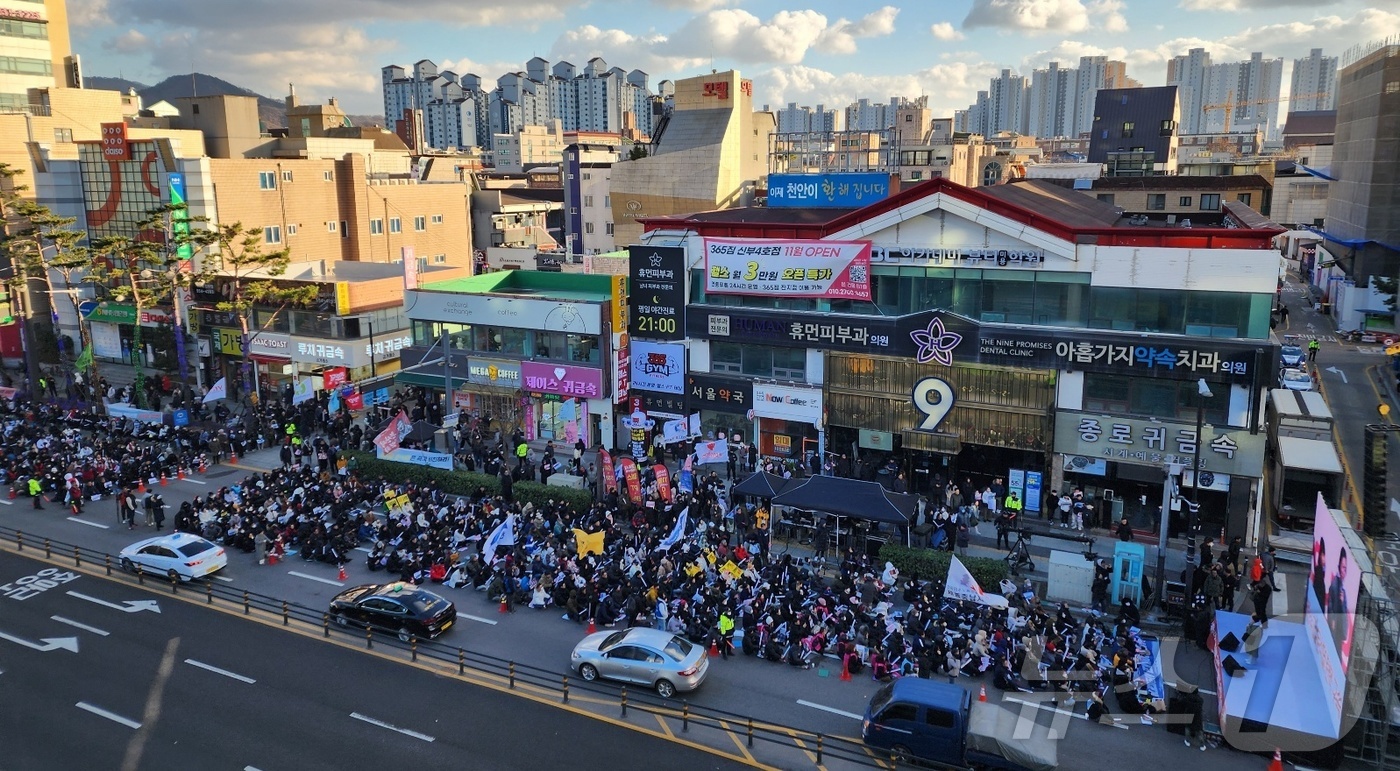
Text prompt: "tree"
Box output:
[[627, 145, 650, 161], [199, 222, 316, 406], [0, 163, 60, 389]]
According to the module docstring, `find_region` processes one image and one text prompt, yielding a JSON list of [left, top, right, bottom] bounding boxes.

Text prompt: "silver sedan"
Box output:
[[570, 627, 709, 698]]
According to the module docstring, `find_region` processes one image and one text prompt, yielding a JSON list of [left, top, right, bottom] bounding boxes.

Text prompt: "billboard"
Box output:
[[1305, 493, 1361, 727], [629, 341, 685, 394], [628, 245, 686, 341], [703, 238, 872, 301], [767, 172, 891, 208]]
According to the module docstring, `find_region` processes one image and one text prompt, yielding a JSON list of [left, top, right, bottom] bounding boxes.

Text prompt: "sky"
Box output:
[[69, 0, 1400, 117]]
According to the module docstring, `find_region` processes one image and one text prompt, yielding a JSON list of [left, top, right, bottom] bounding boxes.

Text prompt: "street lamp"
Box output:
[[1187, 378, 1213, 564]]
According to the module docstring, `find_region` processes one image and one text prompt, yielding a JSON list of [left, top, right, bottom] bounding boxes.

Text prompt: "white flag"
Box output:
[[944, 555, 1009, 609], [481, 514, 516, 565], [655, 507, 689, 552], [202, 377, 227, 403]]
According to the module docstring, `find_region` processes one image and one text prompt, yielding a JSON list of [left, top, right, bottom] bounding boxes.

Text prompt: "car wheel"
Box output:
[[120, 557, 135, 573], [891, 744, 913, 763], [333, 612, 349, 628], [579, 663, 599, 682], [398, 627, 412, 643], [654, 679, 676, 699], [167, 569, 182, 583]]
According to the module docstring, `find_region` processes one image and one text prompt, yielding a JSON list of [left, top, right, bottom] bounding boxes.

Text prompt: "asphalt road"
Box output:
[[0, 548, 752, 771]]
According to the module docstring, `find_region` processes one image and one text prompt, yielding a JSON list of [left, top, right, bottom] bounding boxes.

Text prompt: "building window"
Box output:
[[1200, 194, 1221, 211], [604, 195, 610, 207], [327, 221, 337, 233], [1122, 122, 1134, 138], [370, 219, 383, 235], [584, 195, 594, 207], [710, 342, 805, 379], [323, 170, 334, 182], [263, 226, 282, 244], [1179, 196, 1192, 207], [1146, 194, 1166, 210], [1096, 194, 1115, 205], [286, 224, 297, 236], [53, 127, 72, 142], [414, 216, 426, 231], [605, 223, 614, 235], [1159, 119, 1175, 135], [340, 220, 348, 238], [433, 254, 446, 264], [1236, 192, 1252, 206], [584, 222, 594, 235], [258, 172, 277, 190], [0, 18, 49, 40], [910, 171, 923, 180], [1386, 82, 1400, 94], [581, 172, 591, 180], [389, 217, 401, 233], [191, 103, 200, 115], [431, 214, 443, 224], [281, 170, 293, 182]]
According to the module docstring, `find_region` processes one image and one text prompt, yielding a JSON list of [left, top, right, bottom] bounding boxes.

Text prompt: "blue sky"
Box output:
[[70, 0, 1399, 116]]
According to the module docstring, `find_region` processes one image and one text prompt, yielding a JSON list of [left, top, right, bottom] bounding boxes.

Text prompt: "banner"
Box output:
[[344, 391, 364, 411], [573, 528, 605, 557], [292, 377, 315, 405], [703, 237, 872, 301], [328, 389, 341, 413], [74, 344, 93, 372], [678, 455, 694, 495], [662, 414, 700, 445], [373, 410, 412, 455], [323, 367, 348, 391], [620, 457, 642, 502], [107, 403, 164, 423], [656, 507, 689, 551], [202, 377, 228, 403], [653, 464, 673, 503], [599, 449, 617, 494], [376, 447, 454, 471], [694, 438, 729, 465], [944, 556, 1009, 609], [481, 514, 516, 565]]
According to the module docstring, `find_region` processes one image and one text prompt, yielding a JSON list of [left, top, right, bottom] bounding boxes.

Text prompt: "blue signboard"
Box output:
[[1025, 471, 1043, 513], [172, 409, 190, 427], [767, 172, 891, 208]]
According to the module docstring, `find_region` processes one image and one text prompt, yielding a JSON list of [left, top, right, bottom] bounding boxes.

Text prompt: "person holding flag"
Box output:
[[655, 507, 690, 552]]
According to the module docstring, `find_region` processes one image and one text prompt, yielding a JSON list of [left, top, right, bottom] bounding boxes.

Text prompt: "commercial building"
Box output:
[[0, 0, 75, 112], [1068, 175, 1271, 220], [637, 177, 1282, 544], [1088, 86, 1181, 176]]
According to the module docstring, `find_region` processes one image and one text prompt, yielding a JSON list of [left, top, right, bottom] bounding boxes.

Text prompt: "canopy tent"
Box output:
[[771, 475, 915, 525], [731, 471, 794, 499]]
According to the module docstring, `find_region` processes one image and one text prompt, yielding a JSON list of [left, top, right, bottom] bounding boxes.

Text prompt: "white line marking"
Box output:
[[184, 658, 256, 684], [354, 546, 372, 554], [349, 712, 435, 742], [1273, 572, 1288, 618], [287, 571, 345, 587], [244, 767, 264, 771], [50, 616, 110, 636], [75, 701, 141, 729], [460, 613, 500, 626], [67, 517, 110, 529], [214, 575, 234, 583], [0, 498, 13, 505], [179, 478, 208, 485], [1003, 696, 1130, 730], [795, 699, 864, 721]]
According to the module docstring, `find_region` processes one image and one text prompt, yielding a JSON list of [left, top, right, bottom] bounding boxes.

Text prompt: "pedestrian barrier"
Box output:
[[0, 523, 886, 770]]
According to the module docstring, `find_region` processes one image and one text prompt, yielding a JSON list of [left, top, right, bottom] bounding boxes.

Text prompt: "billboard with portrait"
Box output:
[[1305, 493, 1361, 726]]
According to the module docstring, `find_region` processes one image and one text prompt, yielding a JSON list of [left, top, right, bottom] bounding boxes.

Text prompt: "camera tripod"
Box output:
[[1004, 530, 1034, 575]]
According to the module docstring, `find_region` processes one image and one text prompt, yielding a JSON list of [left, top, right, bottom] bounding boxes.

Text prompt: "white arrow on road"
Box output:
[[0, 630, 80, 652], [65, 591, 161, 614], [1326, 366, 1349, 384], [1391, 498, 1400, 516]]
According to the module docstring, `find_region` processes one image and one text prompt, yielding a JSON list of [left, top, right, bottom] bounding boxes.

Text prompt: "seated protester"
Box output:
[[1086, 688, 1111, 724]]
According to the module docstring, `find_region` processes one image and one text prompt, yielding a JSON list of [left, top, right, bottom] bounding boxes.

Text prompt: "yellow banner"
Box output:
[[336, 282, 352, 316], [213, 327, 243, 357], [573, 528, 605, 557], [609, 274, 626, 331]]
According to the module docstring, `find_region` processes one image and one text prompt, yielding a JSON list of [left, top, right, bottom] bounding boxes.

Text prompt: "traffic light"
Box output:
[[1363, 426, 1389, 537]]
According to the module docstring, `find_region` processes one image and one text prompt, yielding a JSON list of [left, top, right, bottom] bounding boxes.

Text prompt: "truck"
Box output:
[[862, 679, 1058, 770]]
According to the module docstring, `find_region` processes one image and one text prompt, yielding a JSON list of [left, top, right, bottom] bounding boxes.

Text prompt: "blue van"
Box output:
[[862, 679, 1057, 770]]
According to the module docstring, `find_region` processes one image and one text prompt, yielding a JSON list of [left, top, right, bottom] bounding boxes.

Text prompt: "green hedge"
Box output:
[[877, 543, 1009, 590], [343, 451, 595, 513]]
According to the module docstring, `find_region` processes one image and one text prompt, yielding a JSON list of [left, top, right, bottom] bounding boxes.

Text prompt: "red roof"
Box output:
[[639, 177, 1284, 249]]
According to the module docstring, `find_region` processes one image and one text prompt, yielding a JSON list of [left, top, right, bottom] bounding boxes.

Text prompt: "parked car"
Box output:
[[119, 533, 227, 582], [570, 627, 708, 698], [329, 583, 457, 642], [1279, 336, 1304, 368], [1281, 367, 1314, 391]]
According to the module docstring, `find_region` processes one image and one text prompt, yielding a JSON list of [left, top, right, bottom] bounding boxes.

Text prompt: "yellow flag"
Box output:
[[721, 560, 743, 580], [573, 528, 605, 557]]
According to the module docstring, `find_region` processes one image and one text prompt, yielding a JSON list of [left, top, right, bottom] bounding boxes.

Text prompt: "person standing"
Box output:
[[1308, 338, 1320, 362], [27, 476, 43, 510], [151, 493, 166, 531], [1263, 546, 1279, 591]]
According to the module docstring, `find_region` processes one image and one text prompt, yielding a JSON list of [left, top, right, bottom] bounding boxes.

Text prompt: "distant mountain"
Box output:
[[89, 72, 384, 129], [84, 75, 148, 94]]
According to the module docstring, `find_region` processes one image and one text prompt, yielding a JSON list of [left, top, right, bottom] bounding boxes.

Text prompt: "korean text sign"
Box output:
[[1052, 411, 1266, 478], [703, 238, 872, 301]]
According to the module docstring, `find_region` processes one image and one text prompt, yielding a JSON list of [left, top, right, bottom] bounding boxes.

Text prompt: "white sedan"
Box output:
[[119, 533, 227, 582], [1281, 367, 1314, 391]]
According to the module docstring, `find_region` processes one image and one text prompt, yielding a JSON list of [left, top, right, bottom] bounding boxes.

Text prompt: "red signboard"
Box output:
[[620, 457, 642, 502], [0, 7, 42, 21], [100, 122, 130, 161], [653, 464, 672, 503], [702, 81, 730, 100], [599, 449, 617, 494], [323, 367, 348, 391]]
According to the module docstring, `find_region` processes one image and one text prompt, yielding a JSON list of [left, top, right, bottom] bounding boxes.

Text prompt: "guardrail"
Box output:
[[0, 524, 892, 770]]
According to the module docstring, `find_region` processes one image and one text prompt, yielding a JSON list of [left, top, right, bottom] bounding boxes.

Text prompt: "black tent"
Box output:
[[771, 475, 916, 525], [731, 471, 793, 499]]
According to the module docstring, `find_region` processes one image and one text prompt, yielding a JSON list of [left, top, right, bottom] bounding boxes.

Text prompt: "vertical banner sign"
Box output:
[[402, 246, 418, 291], [628, 245, 687, 341], [653, 464, 673, 503], [100, 122, 130, 161], [620, 457, 643, 502], [1008, 469, 1026, 507], [599, 449, 617, 493], [335, 282, 352, 316], [1025, 471, 1043, 513], [167, 172, 192, 259]]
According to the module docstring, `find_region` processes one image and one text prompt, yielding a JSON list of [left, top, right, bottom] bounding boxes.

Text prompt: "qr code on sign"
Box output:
[[848, 264, 868, 284]]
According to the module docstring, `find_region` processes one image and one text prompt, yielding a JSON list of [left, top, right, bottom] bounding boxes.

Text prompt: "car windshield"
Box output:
[[1282, 346, 1302, 356], [600, 630, 629, 650], [1284, 371, 1309, 383], [176, 541, 215, 558], [404, 593, 442, 614], [663, 635, 694, 661], [870, 682, 895, 715]]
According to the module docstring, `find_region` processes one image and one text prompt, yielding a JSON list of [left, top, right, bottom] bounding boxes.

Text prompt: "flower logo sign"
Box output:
[[910, 316, 962, 367]]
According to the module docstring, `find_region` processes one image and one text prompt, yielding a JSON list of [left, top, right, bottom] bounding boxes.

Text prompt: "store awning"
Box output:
[[249, 354, 291, 365], [1278, 436, 1344, 474], [396, 371, 465, 390]]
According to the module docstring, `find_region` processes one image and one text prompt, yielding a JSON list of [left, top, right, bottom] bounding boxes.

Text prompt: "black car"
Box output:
[[329, 583, 457, 642]]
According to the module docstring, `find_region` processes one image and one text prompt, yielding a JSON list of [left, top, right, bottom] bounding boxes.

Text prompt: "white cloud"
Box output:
[[669, 9, 830, 64], [818, 6, 899, 54], [104, 29, 149, 54], [1088, 0, 1128, 33], [963, 0, 1090, 34], [1021, 40, 1128, 71], [650, 0, 737, 9], [68, 0, 111, 26], [763, 60, 1005, 118], [930, 22, 966, 41], [1178, 0, 1341, 10], [106, 0, 581, 29]]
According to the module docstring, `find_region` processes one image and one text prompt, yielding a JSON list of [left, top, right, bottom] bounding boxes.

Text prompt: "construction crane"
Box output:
[[1201, 92, 1330, 133]]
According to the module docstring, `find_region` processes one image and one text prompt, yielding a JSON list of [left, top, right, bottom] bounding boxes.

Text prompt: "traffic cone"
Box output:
[[587, 618, 597, 634], [499, 596, 509, 613], [199, 459, 207, 474], [840, 654, 853, 681], [709, 638, 719, 657], [177, 467, 186, 481], [7, 487, 15, 500], [1267, 750, 1282, 771], [137, 479, 146, 494], [230, 451, 239, 465], [979, 685, 988, 702], [159, 473, 168, 487], [337, 563, 347, 582]]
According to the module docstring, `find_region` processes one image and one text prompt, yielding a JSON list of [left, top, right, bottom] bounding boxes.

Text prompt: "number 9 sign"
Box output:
[[912, 377, 956, 432]]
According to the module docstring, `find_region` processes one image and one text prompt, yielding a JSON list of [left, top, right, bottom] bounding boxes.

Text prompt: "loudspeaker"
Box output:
[[1223, 655, 1246, 677], [1219, 632, 1241, 652]]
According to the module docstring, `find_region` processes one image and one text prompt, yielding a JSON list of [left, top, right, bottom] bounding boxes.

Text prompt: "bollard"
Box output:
[[816, 735, 824, 765], [104, 555, 111, 575], [282, 600, 289, 626], [747, 718, 754, 748], [206, 581, 213, 604], [509, 662, 516, 689], [170, 573, 178, 593], [16, 531, 22, 551], [366, 627, 373, 649], [137, 565, 145, 585], [411, 637, 418, 662], [44, 538, 51, 558], [683, 701, 690, 732], [242, 590, 250, 614], [458, 648, 465, 675], [323, 613, 331, 637], [621, 687, 628, 718], [73, 546, 81, 567], [562, 675, 569, 704]]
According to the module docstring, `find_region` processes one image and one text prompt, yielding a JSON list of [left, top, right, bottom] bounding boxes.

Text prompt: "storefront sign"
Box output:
[[1062, 455, 1108, 476], [248, 332, 291, 359], [366, 335, 413, 359], [686, 373, 750, 414], [199, 309, 240, 328], [692, 308, 899, 354], [101, 122, 130, 161], [859, 429, 894, 451], [212, 327, 244, 357], [291, 336, 373, 368], [521, 361, 604, 399], [91, 323, 122, 360], [404, 291, 602, 335], [869, 245, 1046, 268], [704, 238, 872, 301], [0, 7, 43, 21], [613, 340, 629, 406], [1052, 411, 1266, 477], [752, 383, 823, 424], [636, 390, 687, 417], [767, 173, 890, 208], [87, 303, 171, 326], [628, 245, 686, 341], [629, 341, 685, 394], [466, 358, 521, 387]]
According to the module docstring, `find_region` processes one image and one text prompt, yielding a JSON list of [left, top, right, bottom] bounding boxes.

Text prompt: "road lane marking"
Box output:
[[214, 575, 234, 582], [50, 616, 110, 636], [0, 630, 79, 652], [66, 591, 162, 613], [67, 517, 110, 529], [349, 712, 435, 742], [354, 547, 372, 554], [288, 571, 345, 587], [795, 699, 863, 720], [184, 658, 257, 684], [460, 613, 500, 626], [0, 498, 12, 505], [1003, 696, 1129, 730], [179, 478, 208, 485], [75, 701, 141, 729]]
